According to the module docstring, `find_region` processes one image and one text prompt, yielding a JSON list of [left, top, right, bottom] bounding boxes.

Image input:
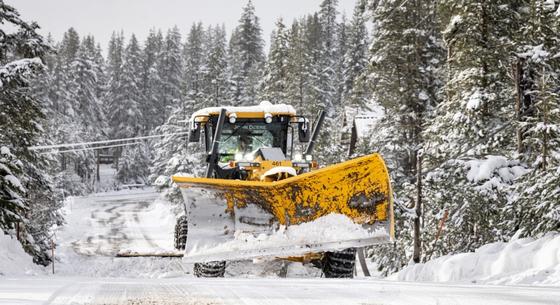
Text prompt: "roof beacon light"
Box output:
[[264, 112, 273, 124], [229, 113, 237, 124]]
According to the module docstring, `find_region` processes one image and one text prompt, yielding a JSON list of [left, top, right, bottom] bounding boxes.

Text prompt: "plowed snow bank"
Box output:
[[0, 231, 43, 276], [391, 233, 560, 286]]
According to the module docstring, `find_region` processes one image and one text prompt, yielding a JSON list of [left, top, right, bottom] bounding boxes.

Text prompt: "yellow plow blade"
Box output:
[[173, 153, 394, 262]]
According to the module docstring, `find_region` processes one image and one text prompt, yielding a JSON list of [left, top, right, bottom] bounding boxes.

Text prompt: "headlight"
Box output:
[[234, 152, 243, 161], [244, 153, 254, 161], [305, 155, 313, 161], [294, 153, 303, 161]]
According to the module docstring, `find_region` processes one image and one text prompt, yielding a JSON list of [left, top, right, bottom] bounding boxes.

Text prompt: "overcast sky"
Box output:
[[12, 0, 358, 54]]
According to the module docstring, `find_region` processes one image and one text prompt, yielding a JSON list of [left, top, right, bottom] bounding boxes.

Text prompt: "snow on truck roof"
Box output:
[[190, 101, 297, 122]]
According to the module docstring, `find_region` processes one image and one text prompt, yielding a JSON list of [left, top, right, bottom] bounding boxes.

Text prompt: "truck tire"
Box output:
[[174, 216, 188, 250], [322, 248, 356, 278], [193, 261, 226, 278]]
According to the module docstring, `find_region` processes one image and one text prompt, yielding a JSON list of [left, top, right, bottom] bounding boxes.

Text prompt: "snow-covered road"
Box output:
[[2, 189, 559, 305], [64, 189, 166, 256], [2, 277, 560, 305]]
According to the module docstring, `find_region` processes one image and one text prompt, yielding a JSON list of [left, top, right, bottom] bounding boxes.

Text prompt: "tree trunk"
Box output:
[[513, 59, 524, 154], [413, 153, 422, 264]]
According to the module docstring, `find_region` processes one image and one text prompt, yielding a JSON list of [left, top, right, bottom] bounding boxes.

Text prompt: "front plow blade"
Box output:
[[173, 153, 394, 262]]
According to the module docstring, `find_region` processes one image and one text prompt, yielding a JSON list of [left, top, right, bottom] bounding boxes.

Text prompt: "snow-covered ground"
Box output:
[[0, 231, 43, 277], [391, 233, 560, 286], [1, 188, 560, 304], [2, 276, 560, 305], [53, 188, 186, 278]]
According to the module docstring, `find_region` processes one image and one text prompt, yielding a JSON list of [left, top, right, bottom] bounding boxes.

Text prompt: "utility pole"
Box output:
[[413, 152, 423, 264], [51, 239, 55, 274]]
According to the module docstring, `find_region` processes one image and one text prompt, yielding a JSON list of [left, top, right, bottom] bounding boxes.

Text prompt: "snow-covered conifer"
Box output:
[[0, 1, 62, 264], [262, 18, 290, 103], [158, 27, 184, 122], [228, 0, 265, 105], [205, 25, 228, 107]]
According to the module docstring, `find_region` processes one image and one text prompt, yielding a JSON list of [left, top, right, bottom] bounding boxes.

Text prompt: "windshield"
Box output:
[[217, 121, 286, 159]]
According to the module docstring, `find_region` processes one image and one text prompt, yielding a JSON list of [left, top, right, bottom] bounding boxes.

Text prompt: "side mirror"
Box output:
[[189, 123, 201, 142], [298, 120, 310, 143]]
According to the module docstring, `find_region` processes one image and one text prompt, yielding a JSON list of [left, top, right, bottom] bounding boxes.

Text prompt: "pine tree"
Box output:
[[422, 1, 524, 259], [58, 27, 81, 117], [295, 14, 324, 117], [317, 0, 340, 114], [59, 28, 80, 66], [0, 1, 62, 265], [150, 107, 205, 203], [226, 28, 243, 104], [508, 0, 560, 236], [363, 0, 445, 273], [109, 34, 144, 140], [285, 19, 306, 109], [105, 31, 125, 133], [158, 26, 184, 122], [117, 143, 151, 184], [70, 36, 106, 135], [262, 18, 290, 103], [341, 0, 369, 110], [205, 25, 228, 107], [183, 22, 207, 112], [228, 0, 265, 105], [336, 14, 348, 108], [141, 29, 164, 130]]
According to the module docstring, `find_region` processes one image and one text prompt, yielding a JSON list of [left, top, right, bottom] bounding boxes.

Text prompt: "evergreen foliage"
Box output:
[[109, 34, 144, 140], [0, 1, 62, 265], [507, 0, 560, 236], [158, 27, 184, 122], [341, 0, 369, 110], [205, 25, 228, 107], [227, 0, 265, 105], [262, 18, 290, 103]]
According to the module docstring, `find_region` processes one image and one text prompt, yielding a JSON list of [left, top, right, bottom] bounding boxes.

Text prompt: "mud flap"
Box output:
[[174, 153, 394, 263]]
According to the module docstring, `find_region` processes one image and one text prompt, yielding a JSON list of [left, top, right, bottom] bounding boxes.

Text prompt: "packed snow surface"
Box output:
[[52, 188, 185, 278], [190, 101, 296, 121], [2, 277, 559, 305], [392, 233, 560, 286]]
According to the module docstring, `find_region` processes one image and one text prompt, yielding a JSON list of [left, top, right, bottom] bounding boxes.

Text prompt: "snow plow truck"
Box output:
[[172, 102, 394, 278]]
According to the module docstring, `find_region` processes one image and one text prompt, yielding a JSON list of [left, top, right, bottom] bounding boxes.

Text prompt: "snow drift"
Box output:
[[0, 231, 43, 276], [391, 233, 560, 286]]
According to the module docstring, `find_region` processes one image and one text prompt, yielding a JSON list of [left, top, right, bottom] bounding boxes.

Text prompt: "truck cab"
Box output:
[[188, 101, 320, 181]]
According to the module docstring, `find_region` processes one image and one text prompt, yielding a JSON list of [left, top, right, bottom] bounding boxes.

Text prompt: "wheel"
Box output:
[[174, 215, 188, 250], [194, 261, 226, 278], [322, 248, 356, 278]]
